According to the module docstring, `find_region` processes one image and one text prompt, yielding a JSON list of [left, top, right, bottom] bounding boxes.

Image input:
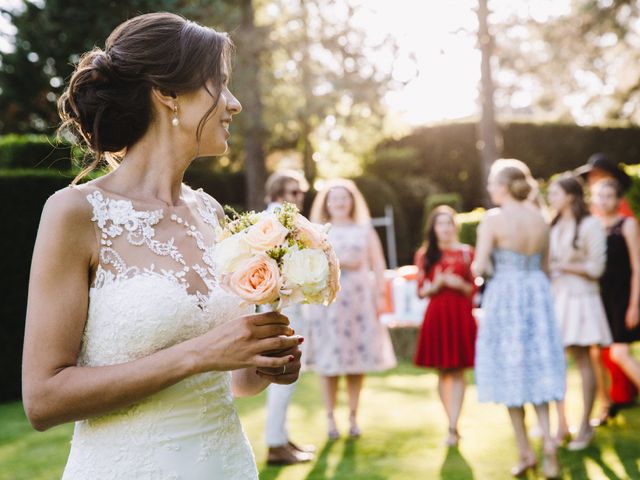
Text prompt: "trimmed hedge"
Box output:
[[0, 170, 75, 402], [457, 208, 485, 246], [0, 167, 245, 402], [0, 134, 80, 170]]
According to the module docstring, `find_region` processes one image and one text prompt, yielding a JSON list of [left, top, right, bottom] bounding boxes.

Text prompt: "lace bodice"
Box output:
[[62, 184, 257, 480]]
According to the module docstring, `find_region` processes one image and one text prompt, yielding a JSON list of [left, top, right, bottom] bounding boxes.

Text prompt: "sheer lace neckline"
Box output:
[[78, 181, 199, 210], [84, 185, 222, 309]]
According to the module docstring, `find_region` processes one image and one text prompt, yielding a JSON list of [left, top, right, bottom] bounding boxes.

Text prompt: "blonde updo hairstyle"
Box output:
[[489, 159, 537, 201]]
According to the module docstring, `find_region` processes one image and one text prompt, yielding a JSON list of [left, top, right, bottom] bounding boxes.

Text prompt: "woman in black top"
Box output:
[[593, 179, 640, 389]]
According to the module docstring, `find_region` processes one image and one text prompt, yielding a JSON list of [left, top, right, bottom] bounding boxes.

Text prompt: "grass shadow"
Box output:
[[560, 444, 624, 480], [302, 439, 340, 480], [611, 431, 640, 480], [439, 446, 475, 480]]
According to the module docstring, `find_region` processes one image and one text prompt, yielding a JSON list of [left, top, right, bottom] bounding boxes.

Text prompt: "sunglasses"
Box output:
[[284, 189, 304, 196]]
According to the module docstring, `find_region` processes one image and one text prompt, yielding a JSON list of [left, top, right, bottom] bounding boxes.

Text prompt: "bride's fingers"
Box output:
[[249, 311, 290, 326], [253, 354, 294, 369], [256, 335, 302, 354], [256, 357, 301, 377], [253, 324, 294, 339], [256, 371, 300, 385]]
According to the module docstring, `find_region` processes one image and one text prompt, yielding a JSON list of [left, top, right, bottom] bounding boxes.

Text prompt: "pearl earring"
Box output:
[[172, 104, 179, 127]]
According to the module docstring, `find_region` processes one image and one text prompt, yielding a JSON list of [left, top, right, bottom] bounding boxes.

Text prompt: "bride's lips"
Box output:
[[221, 118, 231, 139]]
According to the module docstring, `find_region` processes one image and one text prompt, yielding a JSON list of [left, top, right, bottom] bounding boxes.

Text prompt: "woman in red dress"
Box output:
[[414, 205, 477, 447]]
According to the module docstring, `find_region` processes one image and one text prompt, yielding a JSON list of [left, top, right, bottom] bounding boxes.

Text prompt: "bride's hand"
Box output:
[[256, 345, 302, 385], [191, 311, 302, 373]]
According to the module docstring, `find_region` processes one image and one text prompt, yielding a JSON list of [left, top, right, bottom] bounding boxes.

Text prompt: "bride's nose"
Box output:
[[227, 91, 242, 115]]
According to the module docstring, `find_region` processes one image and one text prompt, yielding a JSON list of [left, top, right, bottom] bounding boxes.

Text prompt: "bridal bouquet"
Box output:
[[213, 203, 340, 310]]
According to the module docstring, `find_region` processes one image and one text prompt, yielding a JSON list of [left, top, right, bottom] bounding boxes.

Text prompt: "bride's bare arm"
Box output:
[[22, 190, 298, 431]]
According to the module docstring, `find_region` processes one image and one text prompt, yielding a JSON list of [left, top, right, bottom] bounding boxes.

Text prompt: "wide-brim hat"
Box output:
[[574, 153, 632, 192]]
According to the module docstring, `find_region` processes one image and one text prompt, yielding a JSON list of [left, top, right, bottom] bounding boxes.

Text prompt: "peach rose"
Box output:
[[244, 214, 289, 252], [226, 254, 282, 305], [294, 214, 328, 248]]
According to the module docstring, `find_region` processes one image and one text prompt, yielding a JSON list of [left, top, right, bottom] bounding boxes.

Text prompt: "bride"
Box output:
[[21, 12, 302, 479]]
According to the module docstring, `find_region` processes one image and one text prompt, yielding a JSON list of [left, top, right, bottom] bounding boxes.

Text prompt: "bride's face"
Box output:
[[178, 74, 242, 157]]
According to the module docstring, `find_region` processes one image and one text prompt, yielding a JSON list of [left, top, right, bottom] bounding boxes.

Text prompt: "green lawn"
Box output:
[[1, 363, 639, 480]]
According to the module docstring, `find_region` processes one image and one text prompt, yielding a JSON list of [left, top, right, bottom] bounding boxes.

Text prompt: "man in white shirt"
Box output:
[[263, 170, 315, 465]]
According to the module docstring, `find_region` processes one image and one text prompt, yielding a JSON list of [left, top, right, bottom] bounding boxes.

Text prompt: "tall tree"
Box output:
[[477, 0, 501, 206], [233, 0, 268, 210]]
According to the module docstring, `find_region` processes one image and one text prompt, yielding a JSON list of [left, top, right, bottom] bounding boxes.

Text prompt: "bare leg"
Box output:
[[507, 406, 536, 474], [534, 402, 560, 478], [590, 345, 611, 416], [442, 369, 466, 446], [611, 343, 640, 388], [554, 348, 571, 443], [438, 371, 451, 418], [571, 346, 596, 441], [321, 375, 340, 437], [555, 398, 570, 443], [447, 369, 466, 432], [346, 374, 364, 435]]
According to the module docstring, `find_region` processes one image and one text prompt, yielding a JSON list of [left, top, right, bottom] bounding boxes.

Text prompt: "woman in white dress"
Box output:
[[547, 174, 611, 450], [21, 13, 302, 479]]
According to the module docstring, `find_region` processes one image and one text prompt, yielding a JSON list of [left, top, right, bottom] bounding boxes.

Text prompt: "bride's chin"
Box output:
[[197, 142, 228, 157]]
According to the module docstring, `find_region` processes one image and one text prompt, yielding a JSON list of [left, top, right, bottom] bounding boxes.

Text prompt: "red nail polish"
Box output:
[[298, 337, 304, 344], [288, 355, 295, 362]]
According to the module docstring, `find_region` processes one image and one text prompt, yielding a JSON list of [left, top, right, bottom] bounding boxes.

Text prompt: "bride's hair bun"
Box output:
[[58, 48, 151, 154]]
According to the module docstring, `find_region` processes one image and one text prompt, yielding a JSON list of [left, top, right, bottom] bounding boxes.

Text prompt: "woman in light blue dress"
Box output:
[[473, 159, 565, 479]]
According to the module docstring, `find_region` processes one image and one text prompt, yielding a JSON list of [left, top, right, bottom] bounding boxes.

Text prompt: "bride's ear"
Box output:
[[151, 88, 176, 116]]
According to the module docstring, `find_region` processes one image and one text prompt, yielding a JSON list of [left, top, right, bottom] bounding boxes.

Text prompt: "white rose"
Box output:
[[213, 233, 252, 274], [244, 214, 289, 253], [282, 248, 329, 296]]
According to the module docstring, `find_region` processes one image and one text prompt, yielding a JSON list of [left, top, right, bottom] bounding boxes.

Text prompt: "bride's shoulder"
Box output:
[[187, 185, 224, 219], [43, 184, 95, 223], [36, 185, 97, 255]]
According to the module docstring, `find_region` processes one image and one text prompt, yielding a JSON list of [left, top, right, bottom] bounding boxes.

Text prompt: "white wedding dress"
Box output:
[[61, 185, 258, 479]]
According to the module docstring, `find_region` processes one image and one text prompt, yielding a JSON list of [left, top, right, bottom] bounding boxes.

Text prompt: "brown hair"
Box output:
[[422, 205, 457, 274], [490, 158, 536, 201], [550, 174, 590, 249], [58, 12, 233, 183], [309, 179, 371, 225], [264, 170, 310, 203]]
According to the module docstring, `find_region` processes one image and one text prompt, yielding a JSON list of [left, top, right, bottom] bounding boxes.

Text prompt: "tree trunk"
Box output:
[[477, 0, 502, 207], [299, 0, 317, 183], [236, 0, 268, 210]]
